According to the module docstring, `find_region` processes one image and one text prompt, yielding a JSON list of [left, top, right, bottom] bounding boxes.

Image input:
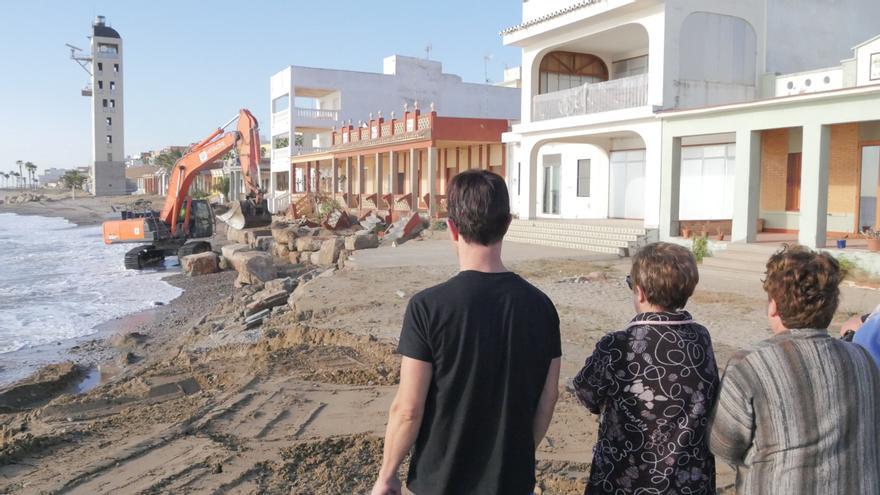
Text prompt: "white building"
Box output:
[[502, 0, 880, 248], [267, 55, 520, 209], [86, 16, 126, 196]]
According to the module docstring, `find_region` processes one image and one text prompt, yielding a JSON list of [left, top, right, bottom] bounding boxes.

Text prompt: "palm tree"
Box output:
[[25, 162, 37, 189], [11, 171, 20, 188], [1, 172, 8, 188], [153, 149, 185, 172], [15, 160, 23, 188]]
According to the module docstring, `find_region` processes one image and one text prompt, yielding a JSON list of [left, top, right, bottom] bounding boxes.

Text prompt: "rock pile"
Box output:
[[1, 192, 48, 205]]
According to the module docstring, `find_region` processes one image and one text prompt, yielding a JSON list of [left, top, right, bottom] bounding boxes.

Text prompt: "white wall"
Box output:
[[856, 37, 880, 87], [534, 143, 610, 219]]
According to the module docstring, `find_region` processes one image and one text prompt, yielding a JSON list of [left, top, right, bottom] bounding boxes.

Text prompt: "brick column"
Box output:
[[374, 152, 383, 197], [331, 158, 339, 200], [409, 148, 419, 198], [799, 124, 831, 248], [428, 147, 438, 217], [389, 151, 399, 194]]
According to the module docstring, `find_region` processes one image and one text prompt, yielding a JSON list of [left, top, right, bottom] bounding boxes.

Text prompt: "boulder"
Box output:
[[318, 237, 345, 265], [245, 289, 289, 316], [226, 227, 248, 244], [181, 252, 219, 276], [245, 229, 273, 246], [274, 243, 291, 258], [218, 256, 230, 271], [221, 243, 251, 260], [345, 233, 379, 251], [254, 236, 275, 252], [309, 251, 321, 265], [337, 249, 350, 270], [231, 251, 277, 286], [295, 237, 324, 252], [271, 226, 299, 248], [288, 252, 301, 264], [264, 277, 298, 294]]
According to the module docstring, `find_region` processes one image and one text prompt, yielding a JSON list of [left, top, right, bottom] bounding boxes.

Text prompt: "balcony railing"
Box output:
[[271, 147, 289, 163], [533, 73, 648, 121], [271, 111, 290, 130], [294, 107, 339, 121], [293, 146, 330, 155]]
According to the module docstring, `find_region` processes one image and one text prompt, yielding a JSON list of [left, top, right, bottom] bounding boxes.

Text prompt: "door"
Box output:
[[785, 153, 802, 212], [609, 150, 646, 219], [860, 145, 880, 230], [542, 155, 561, 215]]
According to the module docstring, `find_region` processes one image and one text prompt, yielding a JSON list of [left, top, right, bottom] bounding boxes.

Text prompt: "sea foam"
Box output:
[[0, 213, 182, 354]]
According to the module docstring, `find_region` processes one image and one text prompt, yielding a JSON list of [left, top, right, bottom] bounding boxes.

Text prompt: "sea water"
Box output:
[[0, 213, 182, 355]]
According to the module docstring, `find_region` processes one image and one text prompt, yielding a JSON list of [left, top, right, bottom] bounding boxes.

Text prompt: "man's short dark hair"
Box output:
[[763, 244, 843, 329], [447, 170, 511, 246]]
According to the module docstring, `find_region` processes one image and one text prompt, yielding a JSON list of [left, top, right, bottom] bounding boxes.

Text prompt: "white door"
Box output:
[[609, 150, 645, 219], [541, 154, 562, 215]]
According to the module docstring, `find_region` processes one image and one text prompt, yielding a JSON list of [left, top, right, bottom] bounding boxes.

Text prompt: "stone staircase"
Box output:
[[699, 242, 779, 280], [505, 219, 652, 256]]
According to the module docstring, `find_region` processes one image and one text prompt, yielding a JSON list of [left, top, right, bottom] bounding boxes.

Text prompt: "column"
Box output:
[[315, 162, 322, 193], [427, 147, 438, 217], [374, 152, 383, 197], [305, 162, 311, 193], [288, 164, 294, 194], [799, 124, 831, 248], [389, 151, 399, 194], [520, 138, 539, 219], [409, 148, 419, 199], [357, 155, 365, 195], [659, 136, 682, 240], [731, 129, 762, 243], [331, 158, 339, 200], [345, 157, 353, 206]]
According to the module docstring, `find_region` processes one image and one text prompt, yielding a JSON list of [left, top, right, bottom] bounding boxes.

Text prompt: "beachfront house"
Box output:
[[267, 55, 521, 213], [502, 0, 880, 252]]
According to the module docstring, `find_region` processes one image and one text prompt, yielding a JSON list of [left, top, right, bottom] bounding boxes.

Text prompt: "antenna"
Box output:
[[66, 43, 92, 76], [425, 43, 433, 60], [484, 53, 494, 83]]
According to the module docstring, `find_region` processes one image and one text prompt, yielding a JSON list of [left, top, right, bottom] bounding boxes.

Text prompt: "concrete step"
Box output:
[[506, 230, 632, 248], [505, 235, 624, 255], [507, 226, 641, 244], [510, 219, 646, 236]]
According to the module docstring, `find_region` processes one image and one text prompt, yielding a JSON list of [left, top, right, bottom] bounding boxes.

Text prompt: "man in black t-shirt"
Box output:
[[371, 170, 562, 495]]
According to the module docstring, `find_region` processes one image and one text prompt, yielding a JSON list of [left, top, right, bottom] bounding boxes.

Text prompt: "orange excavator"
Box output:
[[102, 109, 271, 269]]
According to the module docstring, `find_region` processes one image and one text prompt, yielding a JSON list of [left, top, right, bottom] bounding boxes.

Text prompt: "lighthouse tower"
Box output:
[[87, 15, 125, 196]]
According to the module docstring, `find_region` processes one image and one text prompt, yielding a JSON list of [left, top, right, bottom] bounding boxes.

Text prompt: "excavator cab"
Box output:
[[186, 199, 214, 239]]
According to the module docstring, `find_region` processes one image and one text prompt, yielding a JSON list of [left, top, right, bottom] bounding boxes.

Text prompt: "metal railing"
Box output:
[[269, 191, 291, 214], [533, 73, 648, 121], [293, 146, 329, 155], [294, 107, 339, 121]]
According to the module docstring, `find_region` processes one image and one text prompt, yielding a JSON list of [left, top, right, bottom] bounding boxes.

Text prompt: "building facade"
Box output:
[[268, 55, 520, 211], [277, 107, 509, 219], [659, 35, 880, 249], [502, 0, 880, 245], [87, 16, 126, 196]]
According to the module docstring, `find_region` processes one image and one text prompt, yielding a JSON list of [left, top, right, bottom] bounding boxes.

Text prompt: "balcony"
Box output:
[[272, 111, 290, 130], [293, 107, 339, 121], [271, 147, 290, 163], [293, 146, 329, 155], [533, 74, 648, 121]]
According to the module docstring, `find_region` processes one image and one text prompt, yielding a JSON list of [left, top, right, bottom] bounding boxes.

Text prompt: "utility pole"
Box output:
[[425, 43, 433, 60], [484, 53, 494, 83]]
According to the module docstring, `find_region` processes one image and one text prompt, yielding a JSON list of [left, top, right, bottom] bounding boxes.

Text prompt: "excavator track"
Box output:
[[177, 241, 212, 259], [124, 245, 165, 270]]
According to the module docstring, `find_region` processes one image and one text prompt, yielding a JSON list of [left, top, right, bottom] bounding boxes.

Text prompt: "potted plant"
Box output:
[[864, 228, 880, 252], [711, 226, 725, 241], [699, 223, 710, 238], [681, 225, 692, 239]]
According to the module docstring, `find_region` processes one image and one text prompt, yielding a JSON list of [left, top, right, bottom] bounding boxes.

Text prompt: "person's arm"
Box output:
[[572, 334, 616, 414], [707, 359, 755, 466], [533, 357, 561, 448], [372, 357, 432, 495]]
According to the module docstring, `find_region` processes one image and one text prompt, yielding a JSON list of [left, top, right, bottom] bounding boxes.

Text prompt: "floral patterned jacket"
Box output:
[[573, 311, 720, 494]]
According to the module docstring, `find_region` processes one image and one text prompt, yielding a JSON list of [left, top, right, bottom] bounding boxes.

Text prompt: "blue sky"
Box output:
[[0, 0, 521, 174]]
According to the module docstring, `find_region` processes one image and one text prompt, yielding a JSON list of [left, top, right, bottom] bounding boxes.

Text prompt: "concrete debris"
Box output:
[[245, 289, 289, 317], [324, 208, 352, 230], [245, 229, 273, 247], [273, 243, 291, 258], [181, 252, 220, 276], [345, 233, 379, 251], [359, 212, 386, 233], [557, 272, 607, 284], [337, 249, 350, 270], [385, 214, 424, 244], [220, 243, 251, 260], [2, 192, 48, 205], [395, 290, 406, 298], [264, 277, 298, 294], [318, 238, 345, 265], [244, 308, 271, 324]]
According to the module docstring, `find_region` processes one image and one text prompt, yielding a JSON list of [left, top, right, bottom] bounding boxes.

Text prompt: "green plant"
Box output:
[[836, 255, 856, 273], [61, 170, 87, 189], [274, 136, 289, 149], [317, 197, 341, 220], [430, 219, 447, 231], [692, 235, 709, 263], [217, 176, 231, 199], [862, 228, 880, 240]]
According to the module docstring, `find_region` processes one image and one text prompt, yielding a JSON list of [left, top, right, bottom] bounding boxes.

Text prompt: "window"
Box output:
[[98, 43, 118, 54], [110, 81, 116, 91], [785, 153, 802, 212], [105, 117, 112, 126], [538, 51, 608, 94], [97, 62, 103, 72], [97, 80, 104, 90], [109, 99, 115, 108], [113, 64, 119, 73], [102, 98, 108, 108], [106, 135, 112, 144], [107, 153, 113, 161], [272, 94, 290, 113], [577, 159, 591, 197]]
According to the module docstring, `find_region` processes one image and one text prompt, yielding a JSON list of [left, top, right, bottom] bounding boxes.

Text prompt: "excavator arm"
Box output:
[[159, 109, 262, 234]]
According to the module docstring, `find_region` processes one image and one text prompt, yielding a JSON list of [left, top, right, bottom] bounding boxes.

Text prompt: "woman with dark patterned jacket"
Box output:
[[574, 242, 719, 494]]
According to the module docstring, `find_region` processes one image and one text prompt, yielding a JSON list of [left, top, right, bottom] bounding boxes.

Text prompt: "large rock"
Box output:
[[254, 236, 275, 252], [309, 251, 321, 265], [337, 249, 350, 270], [344, 233, 379, 251], [274, 243, 291, 258], [288, 252, 302, 264], [295, 237, 324, 252], [231, 251, 277, 286], [317, 238, 345, 265], [221, 243, 251, 260], [271, 226, 299, 248], [245, 289, 289, 316], [265, 277, 298, 294], [226, 227, 248, 244], [181, 252, 219, 276], [245, 229, 273, 247]]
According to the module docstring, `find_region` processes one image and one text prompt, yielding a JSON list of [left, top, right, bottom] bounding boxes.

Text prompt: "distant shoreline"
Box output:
[[0, 188, 166, 227]]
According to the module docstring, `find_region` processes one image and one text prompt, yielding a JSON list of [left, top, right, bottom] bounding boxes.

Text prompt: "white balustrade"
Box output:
[[533, 73, 648, 121]]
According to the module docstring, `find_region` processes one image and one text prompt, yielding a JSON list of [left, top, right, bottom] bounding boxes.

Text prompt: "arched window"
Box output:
[[539, 51, 608, 94]]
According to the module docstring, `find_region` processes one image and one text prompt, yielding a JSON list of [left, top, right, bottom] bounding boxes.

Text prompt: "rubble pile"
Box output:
[[1, 192, 48, 205]]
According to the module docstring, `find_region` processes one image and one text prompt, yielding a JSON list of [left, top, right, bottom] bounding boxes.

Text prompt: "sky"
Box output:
[[0, 0, 522, 175]]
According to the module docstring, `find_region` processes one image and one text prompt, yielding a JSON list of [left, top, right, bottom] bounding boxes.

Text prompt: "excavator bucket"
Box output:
[[216, 199, 271, 231]]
